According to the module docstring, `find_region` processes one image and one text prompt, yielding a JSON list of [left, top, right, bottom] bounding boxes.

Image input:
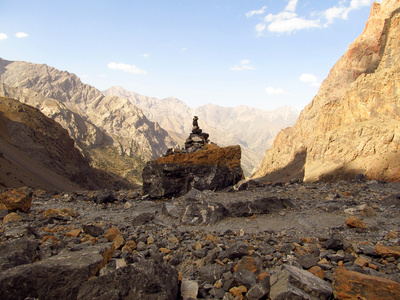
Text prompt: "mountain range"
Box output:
[[103, 86, 298, 176]]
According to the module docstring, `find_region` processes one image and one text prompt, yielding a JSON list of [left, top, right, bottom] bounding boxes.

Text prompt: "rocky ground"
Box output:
[[1, 179, 400, 299]]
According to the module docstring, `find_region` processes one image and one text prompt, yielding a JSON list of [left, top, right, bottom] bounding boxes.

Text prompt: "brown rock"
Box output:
[[3, 212, 22, 223], [234, 256, 258, 274], [230, 285, 247, 297], [64, 229, 82, 238], [345, 216, 366, 229], [113, 234, 125, 250], [106, 227, 121, 242], [354, 256, 371, 267], [375, 244, 400, 258], [0, 187, 33, 212], [333, 267, 400, 299], [41, 236, 58, 246], [122, 241, 136, 253], [308, 266, 324, 280], [44, 208, 78, 219], [142, 144, 244, 198]]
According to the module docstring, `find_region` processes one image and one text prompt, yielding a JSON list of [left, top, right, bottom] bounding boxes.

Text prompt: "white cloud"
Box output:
[[251, 0, 381, 35], [108, 62, 147, 75], [230, 60, 256, 71], [285, 0, 298, 12], [266, 12, 320, 33], [300, 73, 320, 87], [266, 86, 290, 95], [246, 6, 267, 18], [15, 32, 28, 38], [0, 33, 8, 40], [143, 53, 150, 58], [80, 74, 88, 79], [255, 1, 320, 34]]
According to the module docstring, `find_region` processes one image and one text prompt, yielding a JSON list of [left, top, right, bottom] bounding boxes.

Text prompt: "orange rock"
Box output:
[[106, 227, 121, 242], [354, 256, 371, 267], [113, 234, 125, 250], [42, 235, 58, 245], [257, 272, 270, 283], [233, 256, 258, 274], [229, 285, 247, 297], [205, 234, 218, 245], [3, 212, 22, 223], [345, 216, 366, 229], [333, 267, 400, 299], [122, 240, 136, 253], [44, 208, 78, 219], [0, 187, 33, 212], [387, 230, 399, 240], [375, 244, 400, 258], [64, 228, 82, 238], [308, 266, 324, 280], [159, 248, 171, 254], [192, 241, 202, 250]]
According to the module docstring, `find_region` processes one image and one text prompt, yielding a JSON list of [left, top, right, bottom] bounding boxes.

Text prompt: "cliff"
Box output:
[[252, 0, 400, 183]]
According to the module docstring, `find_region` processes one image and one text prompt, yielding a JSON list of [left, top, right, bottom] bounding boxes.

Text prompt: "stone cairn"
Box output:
[[164, 116, 210, 156]]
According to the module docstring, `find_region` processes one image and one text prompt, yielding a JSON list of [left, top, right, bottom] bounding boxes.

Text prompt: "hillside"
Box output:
[[0, 59, 176, 184], [103, 86, 299, 176], [252, 0, 400, 183], [0, 97, 133, 190]]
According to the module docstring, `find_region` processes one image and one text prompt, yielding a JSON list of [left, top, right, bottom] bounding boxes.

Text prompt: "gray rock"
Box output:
[[82, 224, 103, 237], [297, 253, 318, 269], [233, 269, 257, 288], [0, 243, 114, 300], [0, 237, 38, 271], [246, 282, 271, 300], [199, 263, 226, 284], [181, 278, 199, 300], [270, 265, 333, 300], [78, 259, 179, 300], [226, 242, 249, 259]]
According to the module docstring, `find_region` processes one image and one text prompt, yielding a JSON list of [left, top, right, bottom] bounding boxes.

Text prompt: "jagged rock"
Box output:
[[270, 265, 333, 300], [252, 0, 400, 183], [77, 259, 179, 300], [142, 144, 244, 198], [0, 243, 114, 300], [181, 278, 199, 300], [0, 187, 33, 212], [333, 267, 400, 299], [0, 237, 38, 271]]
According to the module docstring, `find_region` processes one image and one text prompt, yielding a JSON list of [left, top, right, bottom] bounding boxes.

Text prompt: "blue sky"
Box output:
[[0, 0, 381, 111]]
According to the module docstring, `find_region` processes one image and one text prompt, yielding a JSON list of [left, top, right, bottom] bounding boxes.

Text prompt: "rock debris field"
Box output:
[[1, 179, 400, 299]]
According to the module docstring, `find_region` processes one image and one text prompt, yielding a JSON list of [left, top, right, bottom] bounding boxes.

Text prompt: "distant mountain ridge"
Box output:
[[0, 58, 175, 184], [103, 86, 299, 176]]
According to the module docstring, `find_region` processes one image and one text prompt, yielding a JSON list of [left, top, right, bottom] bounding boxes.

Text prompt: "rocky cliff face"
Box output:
[[0, 59, 175, 184], [0, 97, 130, 190], [103, 86, 298, 176], [252, 0, 400, 183]]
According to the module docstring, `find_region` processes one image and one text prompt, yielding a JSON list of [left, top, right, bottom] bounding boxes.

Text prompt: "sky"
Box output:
[[0, 0, 382, 111]]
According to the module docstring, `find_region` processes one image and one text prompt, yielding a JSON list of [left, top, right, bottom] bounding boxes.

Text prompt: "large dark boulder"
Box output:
[[0, 243, 114, 300], [77, 259, 179, 300], [142, 144, 244, 198]]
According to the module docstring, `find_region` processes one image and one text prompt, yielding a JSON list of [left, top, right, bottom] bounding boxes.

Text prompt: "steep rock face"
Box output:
[[0, 59, 175, 183], [0, 97, 119, 190], [252, 0, 400, 183], [103, 86, 298, 176], [142, 144, 244, 198]]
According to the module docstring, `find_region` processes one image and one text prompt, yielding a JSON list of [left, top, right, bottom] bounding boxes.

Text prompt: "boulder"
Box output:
[[0, 187, 33, 212], [270, 264, 333, 300], [143, 144, 244, 198], [77, 259, 179, 300], [0, 237, 38, 271], [0, 242, 114, 300], [333, 267, 400, 299]]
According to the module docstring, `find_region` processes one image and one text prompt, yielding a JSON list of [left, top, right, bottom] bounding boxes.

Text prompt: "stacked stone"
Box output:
[[184, 116, 209, 153]]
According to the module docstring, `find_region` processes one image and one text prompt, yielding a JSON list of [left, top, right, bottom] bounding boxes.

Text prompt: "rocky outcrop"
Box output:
[[0, 59, 175, 184], [142, 144, 244, 198], [252, 0, 400, 183], [103, 86, 299, 176]]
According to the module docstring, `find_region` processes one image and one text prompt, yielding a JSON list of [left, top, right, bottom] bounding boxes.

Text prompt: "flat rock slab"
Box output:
[[270, 264, 333, 300], [0, 243, 114, 300]]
